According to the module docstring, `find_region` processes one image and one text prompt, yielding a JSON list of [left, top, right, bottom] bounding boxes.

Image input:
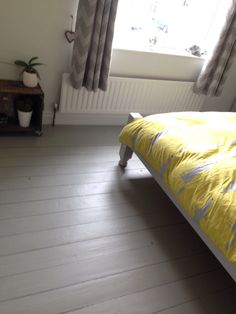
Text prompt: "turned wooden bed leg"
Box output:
[[119, 112, 143, 168], [119, 144, 133, 167]]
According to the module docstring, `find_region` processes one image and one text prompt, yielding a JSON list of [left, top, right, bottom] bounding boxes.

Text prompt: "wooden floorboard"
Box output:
[[0, 224, 203, 277], [0, 213, 185, 256], [0, 125, 235, 314], [0, 202, 183, 237], [154, 286, 236, 314], [0, 168, 148, 191], [0, 145, 119, 157], [62, 270, 233, 314]]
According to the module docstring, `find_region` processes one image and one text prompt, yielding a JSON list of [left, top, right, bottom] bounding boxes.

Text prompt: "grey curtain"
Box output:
[[194, 2, 236, 96], [71, 0, 119, 92]]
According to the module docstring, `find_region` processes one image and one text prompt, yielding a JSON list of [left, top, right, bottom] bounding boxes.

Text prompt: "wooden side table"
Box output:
[[0, 79, 44, 135]]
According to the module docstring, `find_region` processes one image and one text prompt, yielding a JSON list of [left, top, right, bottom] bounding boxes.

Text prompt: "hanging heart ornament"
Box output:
[[65, 31, 75, 43]]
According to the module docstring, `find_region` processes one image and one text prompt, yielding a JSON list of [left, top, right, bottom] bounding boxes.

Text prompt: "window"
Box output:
[[113, 0, 231, 57]]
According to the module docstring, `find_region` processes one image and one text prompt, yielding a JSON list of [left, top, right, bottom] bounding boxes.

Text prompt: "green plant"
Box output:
[[14, 57, 44, 78], [16, 98, 33, 112]]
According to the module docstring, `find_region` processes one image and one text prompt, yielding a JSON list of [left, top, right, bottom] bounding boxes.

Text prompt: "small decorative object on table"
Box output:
[[14, 57, 44, 88], [16, 98, 33, 128]]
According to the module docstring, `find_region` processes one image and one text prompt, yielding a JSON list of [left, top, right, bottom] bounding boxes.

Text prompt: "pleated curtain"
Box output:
[[71, 0, 119, 92], [194, 2, 236, 96]]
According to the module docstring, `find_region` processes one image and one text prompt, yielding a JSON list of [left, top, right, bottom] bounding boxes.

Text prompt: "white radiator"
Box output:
[[60, 73, 205, 115]]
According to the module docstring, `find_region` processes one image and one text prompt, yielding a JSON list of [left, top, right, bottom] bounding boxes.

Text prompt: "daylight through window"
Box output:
[[113, 0, 232, 57]]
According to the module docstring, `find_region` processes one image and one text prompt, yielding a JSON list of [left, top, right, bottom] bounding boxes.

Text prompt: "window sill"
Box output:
[[113, 47, 206, 61]]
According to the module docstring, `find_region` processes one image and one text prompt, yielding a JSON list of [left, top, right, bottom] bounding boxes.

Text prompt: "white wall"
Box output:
[[0, 0, 77, 123], [0, 0, 235, 124]]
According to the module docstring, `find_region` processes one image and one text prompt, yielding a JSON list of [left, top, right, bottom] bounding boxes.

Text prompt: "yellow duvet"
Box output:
[[119, 112, 236, 264]]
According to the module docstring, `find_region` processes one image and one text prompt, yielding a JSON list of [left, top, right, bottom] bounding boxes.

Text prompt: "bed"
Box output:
[[119, 112, 236, 282]]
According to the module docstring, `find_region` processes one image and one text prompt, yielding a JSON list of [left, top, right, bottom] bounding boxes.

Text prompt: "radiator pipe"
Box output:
[[52, 103, 58, 126]]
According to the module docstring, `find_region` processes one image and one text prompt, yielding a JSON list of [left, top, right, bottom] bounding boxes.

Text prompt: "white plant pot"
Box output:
[[17, 110, 33, 128], [23, 71, 38, 88]]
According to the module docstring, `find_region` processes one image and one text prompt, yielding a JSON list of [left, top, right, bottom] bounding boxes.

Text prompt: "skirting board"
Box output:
[[54, 113, 129, 126], [43, 111, 138, 126], [43, 111, 53, 125]]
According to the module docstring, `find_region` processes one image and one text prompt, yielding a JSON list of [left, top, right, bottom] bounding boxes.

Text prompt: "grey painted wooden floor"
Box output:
[[0, 126, 235, 314]]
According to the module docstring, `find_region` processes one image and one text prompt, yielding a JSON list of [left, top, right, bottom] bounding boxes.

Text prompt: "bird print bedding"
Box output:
[[119, 112, 236, 265]]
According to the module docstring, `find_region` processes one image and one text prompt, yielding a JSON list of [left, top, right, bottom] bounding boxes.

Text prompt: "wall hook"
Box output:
[[65, 15, 75, 43]]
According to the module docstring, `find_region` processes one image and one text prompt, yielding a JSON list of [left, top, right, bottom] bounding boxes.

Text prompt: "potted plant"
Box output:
[[14, 57, 44, 88], [16, 98, 33, 128]]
